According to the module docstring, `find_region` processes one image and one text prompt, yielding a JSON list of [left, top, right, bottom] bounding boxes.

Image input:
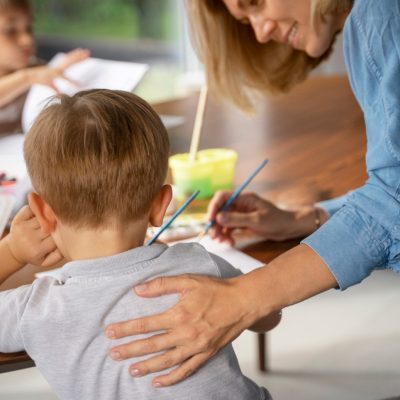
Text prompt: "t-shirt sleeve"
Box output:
[[0, 285, 32, 353], [208, 253, 243, 279]]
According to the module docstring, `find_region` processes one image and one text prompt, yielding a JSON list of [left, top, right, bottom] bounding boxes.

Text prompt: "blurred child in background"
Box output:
[[0, 0, 89, 134]]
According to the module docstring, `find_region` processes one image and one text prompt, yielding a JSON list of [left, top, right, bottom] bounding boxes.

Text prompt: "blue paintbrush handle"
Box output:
[[204, 158, 269, 234], [146, 190, 200, 245]]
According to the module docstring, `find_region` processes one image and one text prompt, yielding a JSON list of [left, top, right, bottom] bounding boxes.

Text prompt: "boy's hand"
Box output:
[[5, 206, 64, 268], [27, 48, 90, 92], [57, 48, 90, 70]]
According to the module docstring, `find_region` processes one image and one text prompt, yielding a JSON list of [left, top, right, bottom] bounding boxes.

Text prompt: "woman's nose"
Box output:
[[249, 16, 276, 43]]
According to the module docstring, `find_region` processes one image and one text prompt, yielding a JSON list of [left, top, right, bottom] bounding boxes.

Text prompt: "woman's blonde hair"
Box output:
[[186, 0, 353, 111]]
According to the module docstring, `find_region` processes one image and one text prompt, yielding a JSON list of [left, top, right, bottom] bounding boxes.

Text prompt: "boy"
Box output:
[[0, 89, 279, 399], [0, 0, 89, 134]]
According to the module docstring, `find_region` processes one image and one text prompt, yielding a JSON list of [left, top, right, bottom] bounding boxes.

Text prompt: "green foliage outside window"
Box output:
[[32, 0, 178, 41]]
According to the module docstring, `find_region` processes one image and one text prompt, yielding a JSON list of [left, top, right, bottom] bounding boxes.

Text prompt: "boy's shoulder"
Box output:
[[164, 242, 242, 279]]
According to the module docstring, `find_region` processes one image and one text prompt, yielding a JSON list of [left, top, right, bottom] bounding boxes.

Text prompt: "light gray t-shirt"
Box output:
[[0, 243, 272, 400]]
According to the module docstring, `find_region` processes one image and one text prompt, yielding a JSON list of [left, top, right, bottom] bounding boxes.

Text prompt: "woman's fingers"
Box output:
[[151, 352, 213, 387], [106, 312, 173, 339], [106, 275, 198, 339], [105, 274, 254, 382], [128, 345, 192, 377], [134, 274, 194, 297], [216, 210, 259, 228], [206, 190, 233, 221], [109, 326, 199, 363]]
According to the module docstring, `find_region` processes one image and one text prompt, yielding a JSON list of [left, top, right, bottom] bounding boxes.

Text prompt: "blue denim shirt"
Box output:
[[303, 0, 400, 289]]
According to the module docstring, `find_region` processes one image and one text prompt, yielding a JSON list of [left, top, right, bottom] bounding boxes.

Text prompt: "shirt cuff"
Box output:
[[317, 193, 350, 217], [302, 205, 388, 290]]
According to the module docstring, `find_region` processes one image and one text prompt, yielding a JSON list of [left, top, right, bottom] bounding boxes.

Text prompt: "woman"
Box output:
[[105, 0, 400, 388]]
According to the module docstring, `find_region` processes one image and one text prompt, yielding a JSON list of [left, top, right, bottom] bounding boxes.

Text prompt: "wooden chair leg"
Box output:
[[257, 332, 268, 372]]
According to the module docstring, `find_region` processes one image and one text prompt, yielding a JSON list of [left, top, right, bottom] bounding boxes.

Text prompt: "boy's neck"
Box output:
[[57, 218, 150, 261]]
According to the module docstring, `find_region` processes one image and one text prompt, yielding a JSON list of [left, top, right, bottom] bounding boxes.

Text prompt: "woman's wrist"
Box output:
[[231, 268, 280, 326], [242, 244, 338, 319], [285, 206, 328, 239]]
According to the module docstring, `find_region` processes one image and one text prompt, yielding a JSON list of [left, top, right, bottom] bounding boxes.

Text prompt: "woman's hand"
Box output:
[[105, 273, 262, 387], [104, 244, 337, 388], [27, 48, 90, 92], [207, 191, 317, 244]]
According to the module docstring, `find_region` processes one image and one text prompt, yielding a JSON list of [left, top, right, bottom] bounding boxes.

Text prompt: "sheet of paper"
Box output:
[[172, 236, 265, 274], [22, 53, 148, 132], [0, 134, 31, 216]]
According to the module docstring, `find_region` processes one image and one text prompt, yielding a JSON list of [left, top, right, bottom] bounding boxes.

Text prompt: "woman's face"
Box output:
[[222, 0, 346, 58]]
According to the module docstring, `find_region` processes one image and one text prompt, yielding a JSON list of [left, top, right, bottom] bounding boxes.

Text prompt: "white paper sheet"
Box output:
[[0, 134, 31, 216], [22, 53, 148, 132], [173, 236, 265, 274]]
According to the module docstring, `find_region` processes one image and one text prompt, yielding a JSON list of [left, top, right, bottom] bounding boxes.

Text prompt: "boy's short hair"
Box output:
[[24, 89, 170, 228], [0, 0, 31, 13]]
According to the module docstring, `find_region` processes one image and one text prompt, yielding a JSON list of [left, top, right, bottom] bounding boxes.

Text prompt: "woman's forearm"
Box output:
[[237, 243, 337, 323], [0, 69, 32, 108]]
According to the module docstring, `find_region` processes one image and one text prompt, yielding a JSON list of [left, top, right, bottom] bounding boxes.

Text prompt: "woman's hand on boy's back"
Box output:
[[6, 205, 64, 268], [26, 48, 90, 92]]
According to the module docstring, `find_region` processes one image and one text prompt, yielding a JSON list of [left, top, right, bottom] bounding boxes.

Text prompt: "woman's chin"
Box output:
[[304, 44, 326, 58], [304, 37, 332, 58]]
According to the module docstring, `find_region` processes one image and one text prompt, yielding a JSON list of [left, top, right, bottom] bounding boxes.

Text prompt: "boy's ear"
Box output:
[[28, 192, 58, 234], [149, 184, 173, 227]]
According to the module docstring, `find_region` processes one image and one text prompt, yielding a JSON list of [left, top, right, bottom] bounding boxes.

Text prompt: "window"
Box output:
[[32, 0, 194, 102]]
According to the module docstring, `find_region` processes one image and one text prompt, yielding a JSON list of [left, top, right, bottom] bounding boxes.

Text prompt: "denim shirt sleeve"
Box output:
[[303, 1, 400, 290], [302, 205, 390, 290], [318, 193, 351, 217]]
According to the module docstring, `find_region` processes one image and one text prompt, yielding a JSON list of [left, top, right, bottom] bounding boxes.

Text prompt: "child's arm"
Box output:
[[0, 205, 63, 285], [0, 48, 89, 108]]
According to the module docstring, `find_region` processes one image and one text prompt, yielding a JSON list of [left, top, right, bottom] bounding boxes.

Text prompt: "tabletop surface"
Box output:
[[0, 75, 366, 370]]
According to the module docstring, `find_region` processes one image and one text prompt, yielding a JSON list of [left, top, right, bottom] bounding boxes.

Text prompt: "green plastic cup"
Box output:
[[169, 148, 238, 200]]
